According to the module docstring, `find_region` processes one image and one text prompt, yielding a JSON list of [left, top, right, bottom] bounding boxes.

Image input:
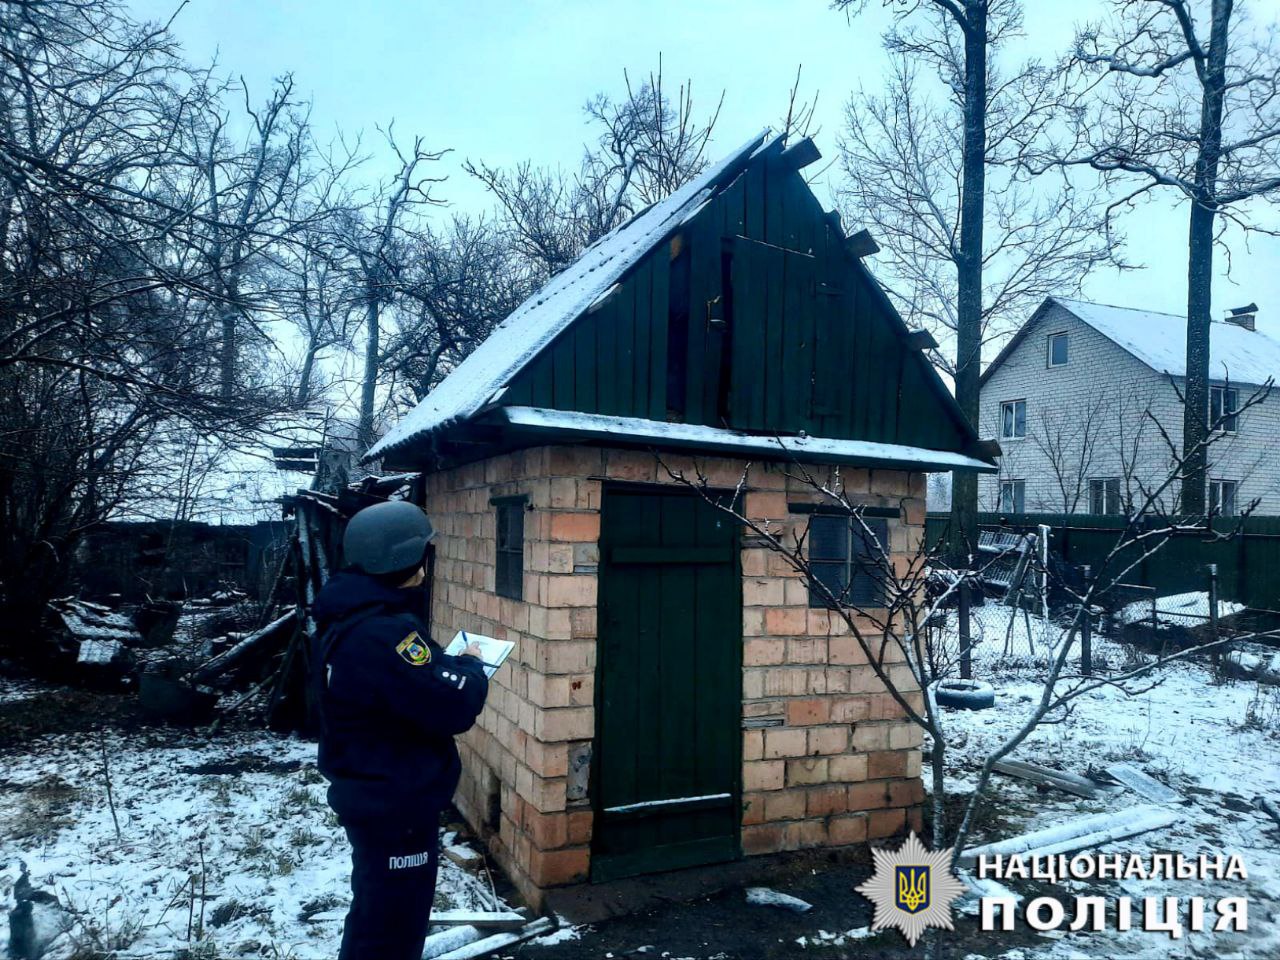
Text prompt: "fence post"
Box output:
[[1207, 563, 1220, 673], [1038, 523, 1051, 618], [958, 577, 972, 681], [1080, 564, 1092, 678]]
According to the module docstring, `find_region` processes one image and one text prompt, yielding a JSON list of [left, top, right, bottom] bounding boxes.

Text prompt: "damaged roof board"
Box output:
[[369, 129, 993, 473]]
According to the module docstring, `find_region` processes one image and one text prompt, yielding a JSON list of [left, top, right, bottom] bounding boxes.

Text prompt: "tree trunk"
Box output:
[[1180, 0, 1231, 517], [219, 302, 237, 399], [948, 0, 988, 561], [296, 340, 319, 407], [358, 293, 379, 452]]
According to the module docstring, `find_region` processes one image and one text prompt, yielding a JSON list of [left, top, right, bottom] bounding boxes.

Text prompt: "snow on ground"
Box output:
[[0, 685, 505, 959], [928, 606, 1280, 958], [1116, 591, 1245, 629]]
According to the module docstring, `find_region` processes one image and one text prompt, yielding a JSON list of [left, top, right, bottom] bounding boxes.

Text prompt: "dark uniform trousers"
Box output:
[[339, 820, 441, 960]]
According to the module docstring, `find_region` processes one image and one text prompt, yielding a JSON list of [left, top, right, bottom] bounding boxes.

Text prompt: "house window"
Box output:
[[999, 480, 1025, 513], [1047, 332, 1069, 367], [1210, 386, 1238, 433], [1209, 479, 1238, 518], [494, 497, 525, 600], [807, 514, 888, 609], [1000, 400, 1027, 439], [1089, 478, 1122, 515]]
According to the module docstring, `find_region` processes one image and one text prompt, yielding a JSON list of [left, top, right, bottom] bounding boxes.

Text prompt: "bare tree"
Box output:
[[466, 60, 723, 281], [835, 0, 1116, 558], [382, 215, 536, 407], [339, 131, 447, 450], [1052, 0, 1280, 514], [0, 0, 329, 644]]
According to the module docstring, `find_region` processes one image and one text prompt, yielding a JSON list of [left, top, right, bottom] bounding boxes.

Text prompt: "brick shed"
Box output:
[[367, 130, 997, 907]]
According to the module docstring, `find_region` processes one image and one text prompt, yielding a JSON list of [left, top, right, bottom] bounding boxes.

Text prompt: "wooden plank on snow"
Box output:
[[992, 759, 1106, 799], [1105, 763, 1181, 804]]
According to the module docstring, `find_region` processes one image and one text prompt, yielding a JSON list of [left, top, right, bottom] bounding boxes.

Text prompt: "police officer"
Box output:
[[312, 500, 489, 960]]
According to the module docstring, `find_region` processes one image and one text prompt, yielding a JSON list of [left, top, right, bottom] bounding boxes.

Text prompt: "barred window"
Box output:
[[494, 498, 525, 600], [807, 514, 888, 609]]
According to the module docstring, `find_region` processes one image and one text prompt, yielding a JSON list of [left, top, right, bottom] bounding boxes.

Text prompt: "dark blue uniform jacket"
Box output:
[[312, 570, 488, 828]]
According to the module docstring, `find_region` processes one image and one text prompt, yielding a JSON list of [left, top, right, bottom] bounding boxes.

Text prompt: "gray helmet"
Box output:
[[342, 501, 434, 576]]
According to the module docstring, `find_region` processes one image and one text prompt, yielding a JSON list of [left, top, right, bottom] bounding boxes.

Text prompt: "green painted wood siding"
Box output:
[[501, 154, 967, 452]]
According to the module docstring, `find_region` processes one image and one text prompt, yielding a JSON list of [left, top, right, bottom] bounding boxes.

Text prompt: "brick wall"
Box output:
[[423, 445, 926, 907]]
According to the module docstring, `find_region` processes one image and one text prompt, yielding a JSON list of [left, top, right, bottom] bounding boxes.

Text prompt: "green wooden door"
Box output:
[[592, 484, 742, 881]]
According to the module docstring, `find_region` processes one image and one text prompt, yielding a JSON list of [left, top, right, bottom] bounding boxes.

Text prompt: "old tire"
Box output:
[[934, 679, 995, 710]]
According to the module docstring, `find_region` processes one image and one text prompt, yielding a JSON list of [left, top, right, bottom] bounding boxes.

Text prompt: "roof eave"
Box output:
[[484, 407, 998, 473]]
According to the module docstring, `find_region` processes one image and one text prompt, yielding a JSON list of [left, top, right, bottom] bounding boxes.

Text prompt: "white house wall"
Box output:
[[978, 302, 1280, 515]]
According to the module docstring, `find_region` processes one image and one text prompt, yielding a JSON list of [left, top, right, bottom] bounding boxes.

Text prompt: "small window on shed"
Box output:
[[807, 514, 888, 609], [1047, 332, 1069, 367], [494, 498, 525, 600]]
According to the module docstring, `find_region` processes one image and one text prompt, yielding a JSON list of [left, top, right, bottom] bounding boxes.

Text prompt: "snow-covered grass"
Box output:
[[928, 606, 1280, 958], [0, 682, 505, 959]]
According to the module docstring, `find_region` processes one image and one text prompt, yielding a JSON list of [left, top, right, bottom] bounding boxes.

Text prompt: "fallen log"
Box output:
[[191, 609, 295, 683], [435, 917, 556, 960], [428, 910, 526, 931]]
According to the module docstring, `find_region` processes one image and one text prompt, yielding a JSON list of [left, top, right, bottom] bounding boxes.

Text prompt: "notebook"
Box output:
[[443, 630, 515, 678]]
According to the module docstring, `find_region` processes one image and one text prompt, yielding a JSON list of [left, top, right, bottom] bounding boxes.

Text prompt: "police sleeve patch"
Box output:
[[395, 631, 431, 666]]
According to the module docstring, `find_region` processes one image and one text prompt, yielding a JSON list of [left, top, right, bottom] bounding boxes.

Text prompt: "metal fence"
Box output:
[[928, 562, 1233, 680], [926, 512, 1280, 612]]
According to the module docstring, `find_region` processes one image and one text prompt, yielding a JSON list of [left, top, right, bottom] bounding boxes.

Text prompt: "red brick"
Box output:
[[567, 810, 593, 845], [830, 696, 872, 724], [829, 813, 869, 846], [741, 793, 767, 825], [889, 779, 925, 807], [549, 512, 600, 543], [744, 638, 786, 665], [828, 754, 868, 782], [763, 727, 806, 759], [744, 491, 788, 520], [868, 808, 907, 840], [743, 729, 764, 762], [782, 819, 827, 850], [807, 726, 848, 755], [526, 811, 568, 850], [743, 760, 785, 791], [528, 846, 589, 886], [785, 757, 828, 786], [806, 785, 849, 817], [764, 790, 807, 821], [785, 698, 830, 726], [848, 780, 893, 811], [867, 750, 908, 780], [828, 637, 867, 665], [742, 823, 785, 855], [764, 608, 807, 636]]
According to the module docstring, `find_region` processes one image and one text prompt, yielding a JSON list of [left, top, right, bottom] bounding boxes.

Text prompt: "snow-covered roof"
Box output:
[[493, 407, 998, 472], [1051, 298, 1280, 387], [367, 130, 776, 461]]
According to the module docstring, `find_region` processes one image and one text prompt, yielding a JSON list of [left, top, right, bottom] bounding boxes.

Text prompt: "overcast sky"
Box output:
[[130, 0, 1280, 340]]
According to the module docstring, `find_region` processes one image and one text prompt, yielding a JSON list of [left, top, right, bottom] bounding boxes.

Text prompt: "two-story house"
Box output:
[[978, 297, 1280, 516]]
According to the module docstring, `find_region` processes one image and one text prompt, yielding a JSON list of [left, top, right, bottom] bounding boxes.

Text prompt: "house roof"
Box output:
[[983, 296, 1280, 388], [367, 129, 777, 462]]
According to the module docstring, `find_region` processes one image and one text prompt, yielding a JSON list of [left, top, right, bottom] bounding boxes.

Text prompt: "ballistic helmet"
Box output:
[[342, 500, 434, 576]]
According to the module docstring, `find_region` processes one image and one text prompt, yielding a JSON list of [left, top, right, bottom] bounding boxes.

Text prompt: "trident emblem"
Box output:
[[895, 865, 930, 914]]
